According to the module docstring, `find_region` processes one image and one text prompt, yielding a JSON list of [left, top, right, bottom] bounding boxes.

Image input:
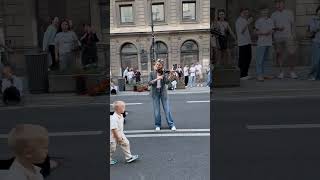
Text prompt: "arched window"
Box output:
[[150, 41, 169, 69], [180, 40, 199, 66], [120, 43, 138, 72]]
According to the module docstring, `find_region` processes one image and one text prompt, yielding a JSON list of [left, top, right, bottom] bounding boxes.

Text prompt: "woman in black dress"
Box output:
[[80, 24, 99, 68]]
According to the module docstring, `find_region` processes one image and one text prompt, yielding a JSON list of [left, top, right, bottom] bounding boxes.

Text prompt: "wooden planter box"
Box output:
[[48, 73, 105, 93], [213, 66, 240, 88]]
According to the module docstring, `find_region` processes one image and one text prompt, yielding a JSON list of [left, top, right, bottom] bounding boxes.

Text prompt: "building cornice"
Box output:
[[110, 29, 210, 36]]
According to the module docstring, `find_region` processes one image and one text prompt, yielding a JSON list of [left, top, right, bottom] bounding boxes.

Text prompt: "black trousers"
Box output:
[[48, 45, 57, 69], [184, 76, 189, 86], [2, 86, 21, 105], [238, 44, 252, 78]]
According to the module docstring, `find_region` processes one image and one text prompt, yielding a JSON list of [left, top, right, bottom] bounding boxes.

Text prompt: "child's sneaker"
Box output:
[[110, 159, 118, 165], [126, 155, 139, 163], [155, 127, 160, 131]]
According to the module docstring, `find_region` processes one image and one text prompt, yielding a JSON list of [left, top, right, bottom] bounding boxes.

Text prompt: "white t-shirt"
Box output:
[[110, 113, 125, 143], [189, 67, 196, 77], [183, 67, 189, 76], [127, 71, 134, 79], [271, 9, 294, 40], [123, 69, 128, 77], [255, 17, 274, 46], [195, 64, 202, 75], [235, 16, 252, 46], [5, 159, 43, 180]]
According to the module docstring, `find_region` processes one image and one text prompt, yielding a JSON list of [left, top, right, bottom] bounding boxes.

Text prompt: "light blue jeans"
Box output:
[[256, 46, 271, 77], [152, 91, 175, 128], [310, 42, 320, 79], [207, 71, 211, 86], [188, 76, 196, 87]]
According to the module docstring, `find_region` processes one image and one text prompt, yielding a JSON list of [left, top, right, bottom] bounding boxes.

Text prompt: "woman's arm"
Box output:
[[227, 23, 237, 40], [148, 72, 156, 86]]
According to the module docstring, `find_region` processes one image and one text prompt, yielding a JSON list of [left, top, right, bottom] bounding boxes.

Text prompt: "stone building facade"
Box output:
[[211, 0, 320, 66], [110, 0, 210, 78], [0, 0, 109, 74]]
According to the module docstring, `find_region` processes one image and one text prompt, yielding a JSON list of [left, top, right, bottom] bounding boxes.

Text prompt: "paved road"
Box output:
[[0, 105, 108, 180], [213, 95, 320, 180], [0, 93, 210, 180], [110, 93, 210, 180]]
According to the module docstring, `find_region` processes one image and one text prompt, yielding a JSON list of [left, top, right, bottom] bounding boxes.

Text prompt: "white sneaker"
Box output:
[[277, 72, 284, 79], [171, 126, 177, 131], [290, 72, 298, 79], [309, 77, 316, 81], [240, 76, 250, 80], [155, 127, 160, 131]]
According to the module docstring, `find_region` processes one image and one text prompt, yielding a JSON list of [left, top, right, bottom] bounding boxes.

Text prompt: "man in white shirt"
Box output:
[[235, 8, 253, 80], [255, 7, 275, 81], [188, 64, 196, 88], [271, 0, 297, 79]]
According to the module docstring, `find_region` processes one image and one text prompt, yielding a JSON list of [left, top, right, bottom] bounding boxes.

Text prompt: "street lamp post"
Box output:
[[150, 0, 156, 62]]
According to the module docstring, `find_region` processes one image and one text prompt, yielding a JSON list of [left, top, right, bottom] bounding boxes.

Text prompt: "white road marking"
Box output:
[[186, 101, 210, 103], [213, 94, 320, 101], [109, 103, 143, 106], [124, 129, 210, 134], [0, 103, 106, 110], [247, 124, 320, 130], [126, 133, 210, 138], [0, 131, 104, 139], [0, 129, 210, 139]]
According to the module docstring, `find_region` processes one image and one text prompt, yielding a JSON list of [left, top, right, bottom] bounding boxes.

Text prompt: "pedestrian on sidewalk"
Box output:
[[308, 6, 320, 80], [176, 64, 183, 80], [183, 65, 189, 87], [206, 65, 212, 87], [127, 68, 135, 84], [54, 19, 79, 71], [42, 17, 59, 71], [110, 101, 139, 165], [213, 9, 237, 65], [123, 67, 129, 84], [80, 24, 99, 68], [271, 0, 298, 79], [148, 59, 177, 131], [135, 69, 141, 83], [254, 6, 275, 82], [235, 8, 253, 80], [188, 64, 196, 88]]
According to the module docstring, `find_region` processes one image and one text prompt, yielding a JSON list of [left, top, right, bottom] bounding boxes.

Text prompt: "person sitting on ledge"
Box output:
[[1, 65, 22, 105]]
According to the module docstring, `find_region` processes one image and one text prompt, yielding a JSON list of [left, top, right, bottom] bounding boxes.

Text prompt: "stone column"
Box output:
[[24, 0, 39, 49]]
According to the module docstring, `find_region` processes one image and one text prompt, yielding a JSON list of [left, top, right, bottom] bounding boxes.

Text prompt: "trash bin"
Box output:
[[118, 78, 125, 91], [25, 53, 48, 93]]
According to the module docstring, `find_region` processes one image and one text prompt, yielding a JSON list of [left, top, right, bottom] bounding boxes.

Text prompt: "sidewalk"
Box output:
[[214, 78, 320, 98], [0, 87, 210, 107], [114, 86, 210, 96]]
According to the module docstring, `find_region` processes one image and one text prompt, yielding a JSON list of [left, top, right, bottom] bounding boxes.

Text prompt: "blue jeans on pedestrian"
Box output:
[[207, 71, 211, 86], [152, 91, 175, 128], [256, 46, 270, 77], [188, 76, 195, 87], [310, 42, 320, 79]]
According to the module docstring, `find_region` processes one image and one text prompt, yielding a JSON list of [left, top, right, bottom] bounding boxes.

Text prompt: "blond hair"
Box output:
[[112, 101, 125, 110], [8, 124, 49, 155]]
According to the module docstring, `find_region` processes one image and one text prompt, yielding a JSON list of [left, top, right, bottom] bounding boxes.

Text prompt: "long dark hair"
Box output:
[[57, 19, 70, 33]]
